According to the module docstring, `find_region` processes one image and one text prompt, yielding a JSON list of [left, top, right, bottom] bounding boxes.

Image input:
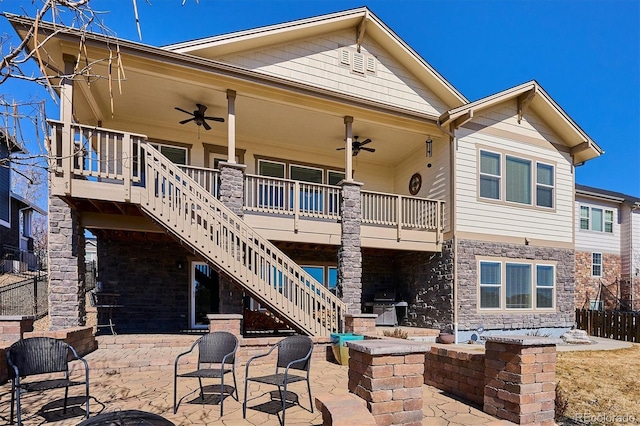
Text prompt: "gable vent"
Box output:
[[339, 47, 377, 76]]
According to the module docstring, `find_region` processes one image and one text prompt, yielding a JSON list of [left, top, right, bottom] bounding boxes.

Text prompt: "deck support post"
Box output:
[[338, 180, 363, 315]]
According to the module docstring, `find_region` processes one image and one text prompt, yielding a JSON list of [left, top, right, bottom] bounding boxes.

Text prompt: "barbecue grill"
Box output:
[[372, 290, 397, 326]]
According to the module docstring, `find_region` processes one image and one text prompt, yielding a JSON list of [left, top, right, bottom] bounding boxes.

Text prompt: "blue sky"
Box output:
[[2, 0, 639, 199]]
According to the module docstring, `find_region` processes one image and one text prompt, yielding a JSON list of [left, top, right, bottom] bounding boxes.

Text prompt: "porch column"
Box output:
[[219, 163, 246, 217], [226, 89, 237, 164], [48, 196, 86, 330], [339, 180, 363, 315]]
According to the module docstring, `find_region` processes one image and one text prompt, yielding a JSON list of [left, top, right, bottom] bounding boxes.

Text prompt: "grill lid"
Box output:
[[373, 290, 396, 302]]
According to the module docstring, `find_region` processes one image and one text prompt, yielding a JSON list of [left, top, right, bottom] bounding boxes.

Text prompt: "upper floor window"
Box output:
[[479, 259, 555, 311], [0, 151, 10, 227], [479, 150, 554, 208], [151, 142, 187, 165], [580, 206, 613, 233]]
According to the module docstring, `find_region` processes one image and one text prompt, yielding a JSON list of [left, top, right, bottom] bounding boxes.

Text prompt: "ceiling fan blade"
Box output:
[[204, 116, 225, 122], [196, 103, 208, 114], [179, 117, 195, 124], [202, 120, 212, 131], [352, 150, 360, 156], [360, 138, 372, 145], [175, 107, 193, 115], [361, 147, 376, 152], [336, 147, 346, 151]]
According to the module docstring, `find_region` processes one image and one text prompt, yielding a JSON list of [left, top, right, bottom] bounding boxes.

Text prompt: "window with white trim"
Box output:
[[592, 253, 602, 277], [580, 206, 614, 233], [478, 149, 555, 208], [479, 259, 555, 310]]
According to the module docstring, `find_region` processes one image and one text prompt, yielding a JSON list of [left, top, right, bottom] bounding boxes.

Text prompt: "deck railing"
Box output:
[[180, 165, 220, 198], [245, 174, 443, 234], [139, 145, 344, 336]]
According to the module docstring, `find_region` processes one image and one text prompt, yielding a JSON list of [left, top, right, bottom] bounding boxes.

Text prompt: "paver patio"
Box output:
[[0, 337, 515, 426]]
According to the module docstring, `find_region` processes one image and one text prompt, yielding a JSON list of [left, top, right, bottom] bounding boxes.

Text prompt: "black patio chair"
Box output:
[[243, 335, 314, 425], [173, 331, 239, 416], [6, 337, 90, 426]]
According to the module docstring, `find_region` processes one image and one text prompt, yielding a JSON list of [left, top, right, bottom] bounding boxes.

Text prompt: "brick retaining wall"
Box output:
[[424, 346, 485, 405]]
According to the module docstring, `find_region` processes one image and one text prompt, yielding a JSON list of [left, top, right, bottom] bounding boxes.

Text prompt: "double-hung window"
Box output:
[[479, 150, 554, 208], [151, 142, 187, 165], [580, 206, 614, 233], [479, 260, 555, 310], [592, 253, 602, 277]]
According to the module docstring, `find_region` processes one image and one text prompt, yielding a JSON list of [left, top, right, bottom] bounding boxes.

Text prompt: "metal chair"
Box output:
[[173, 331, 239, 416], [243, 335, 314, 425], [6, 337, 90, 426]]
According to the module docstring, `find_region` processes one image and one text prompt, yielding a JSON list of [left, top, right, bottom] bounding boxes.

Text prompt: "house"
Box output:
[[0, 131, 44, 272], [6, 7, 602, 339], [574, 184, 640, 311]]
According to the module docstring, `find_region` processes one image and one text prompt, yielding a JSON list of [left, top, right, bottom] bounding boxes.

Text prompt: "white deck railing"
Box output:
[[180, 165, 220, 198], [245, 174, 443, 233]]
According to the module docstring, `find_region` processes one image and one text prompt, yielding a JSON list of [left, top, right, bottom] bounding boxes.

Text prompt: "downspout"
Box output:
[[438, 121, 458, 342]]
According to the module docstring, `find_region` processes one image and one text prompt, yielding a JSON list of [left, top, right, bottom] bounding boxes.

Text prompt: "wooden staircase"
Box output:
[[48, 121, 345, 337]]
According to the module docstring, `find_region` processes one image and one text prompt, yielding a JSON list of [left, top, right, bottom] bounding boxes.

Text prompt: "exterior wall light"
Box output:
[[425, 137, 433, 158]]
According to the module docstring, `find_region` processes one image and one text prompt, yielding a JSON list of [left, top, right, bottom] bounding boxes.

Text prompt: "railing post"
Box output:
[[294, 181, 300, 232], [62, 122, 72, 195], [33, 276, 38, 316], [436, 201, 442, 243], [396, 195, 402, 241], [122, 133, 132, 202]]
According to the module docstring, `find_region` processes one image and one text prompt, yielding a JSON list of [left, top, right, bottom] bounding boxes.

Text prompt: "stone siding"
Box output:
[[218, 163, 245, 217], [575, 251, 623, 309], [97, 236, 191, 333], [456, 239, 574, 332], [338, 182, 362, 314], [48, 196, 86, 330], [396, 240, 454, 331]]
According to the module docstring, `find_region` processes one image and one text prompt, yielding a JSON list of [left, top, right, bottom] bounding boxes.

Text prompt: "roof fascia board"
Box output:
[[6, 14, 440, 124], [10, 191, 46, 215], [439, 80, 603, 159]]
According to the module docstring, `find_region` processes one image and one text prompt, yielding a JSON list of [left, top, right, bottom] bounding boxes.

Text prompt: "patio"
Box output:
[[0, 334, 515, 426]]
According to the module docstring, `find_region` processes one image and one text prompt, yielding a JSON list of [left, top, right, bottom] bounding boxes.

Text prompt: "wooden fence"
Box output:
[[575, 308, 640, 343]]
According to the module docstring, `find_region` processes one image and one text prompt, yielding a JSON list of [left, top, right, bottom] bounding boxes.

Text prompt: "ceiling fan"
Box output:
[[175, 103, 224, 130], [336, 136, 375, 156]]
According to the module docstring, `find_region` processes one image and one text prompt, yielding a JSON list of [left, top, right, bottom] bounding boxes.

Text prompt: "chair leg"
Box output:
[[280, 383, 287, 426], [307, 379, 313, 413], [197, 377, 204, 401], [15, 383, 22, 426], [9, 380, 15, 425], [242, 379, 249, 418], [232, 367, 239, 401], [220, 374, 224, 417], [63, 385, 69, 413], [173, 375, 178, 414], [85, 378, 91, 419]]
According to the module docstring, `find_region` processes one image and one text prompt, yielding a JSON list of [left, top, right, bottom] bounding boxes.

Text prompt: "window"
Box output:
[[479, 260, 555, 310], [20, 209, 32, 238], [592, 253, 602, 277], [479, 149, 554, 208], [580, 206, 614, 233], [479, 262, 501, 309], [505, 156, 531, 204], [536, 163, 554, 208], [536, 265, 555, 308], [0, 147, 10, 227], [480, 151, 501, 200], [302, 265, 338, 294], [151, 143, 188, 165]]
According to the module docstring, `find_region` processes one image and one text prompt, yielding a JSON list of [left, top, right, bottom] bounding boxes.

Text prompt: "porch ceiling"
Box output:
[[76, 59, 438, 167]]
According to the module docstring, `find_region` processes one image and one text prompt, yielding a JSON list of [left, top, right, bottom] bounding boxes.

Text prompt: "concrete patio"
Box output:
[[0, 334, 516, 426]]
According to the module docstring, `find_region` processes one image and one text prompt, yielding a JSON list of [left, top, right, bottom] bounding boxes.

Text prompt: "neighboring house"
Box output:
[[575, 184, 640, 311], [0, 131, 44, 272], [6, 7, 602, 339]]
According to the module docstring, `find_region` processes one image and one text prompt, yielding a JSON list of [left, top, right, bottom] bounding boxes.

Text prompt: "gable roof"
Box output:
[[576, 184, 640, 207], [164, 7, 468, 110], [439, 81, 603, 165]]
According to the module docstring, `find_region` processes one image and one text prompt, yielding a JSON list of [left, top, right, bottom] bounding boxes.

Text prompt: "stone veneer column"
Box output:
[[484, 335, 562, 425], [48, 196, 86, 330], [207, 313, 243, 338], [344, 313, 377, 335], [218, 162, 246, 217], [339, 181, 362, 315], [347, 339, 429, 426]]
